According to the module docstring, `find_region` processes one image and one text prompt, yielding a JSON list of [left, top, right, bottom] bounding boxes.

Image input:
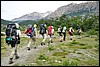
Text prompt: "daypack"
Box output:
[[48, 26, 53, 35], [68, 29, 74, 35], [26, 27, 35, 37], [5, 23, 20, 45], [40, 24, 45, 34], [62, 27, 66, 33], [58, 27, 63, 33]]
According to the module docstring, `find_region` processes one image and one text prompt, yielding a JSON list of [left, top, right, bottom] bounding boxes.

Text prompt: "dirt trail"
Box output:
[[1, 35, 72, 66], [1, 41, 49, 66]]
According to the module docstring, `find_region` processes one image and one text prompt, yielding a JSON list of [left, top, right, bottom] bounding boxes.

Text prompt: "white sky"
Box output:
[[1, 1, 88, 21]]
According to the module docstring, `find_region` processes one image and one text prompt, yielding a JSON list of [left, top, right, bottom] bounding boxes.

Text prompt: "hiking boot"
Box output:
[[34, 47, 36, 49], [70, 38, 72, 40], [43, 42, 45, 45], [41, 42, 45, 45], [60, 40, 62, 42], [51, 40, 53, 43], [15, 56, 19, 59], [27, 47, 30, 50], [9, 58, 13, 64], [41, 42, 43, 46]]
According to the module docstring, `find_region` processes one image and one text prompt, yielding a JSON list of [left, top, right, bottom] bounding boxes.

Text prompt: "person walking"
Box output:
[[47, 25, 54, 43], [24, 24, 37, 50], [39, 24, 47, 45], [77, 28, 82, 38], [5, 23, 21, 64], [62, 26, 67, 41], [68, 27, 74, 40], [57, 26, 63, 42]]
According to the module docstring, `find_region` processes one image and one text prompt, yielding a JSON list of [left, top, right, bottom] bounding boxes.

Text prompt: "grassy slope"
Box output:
[[1, 33, 99, 66]]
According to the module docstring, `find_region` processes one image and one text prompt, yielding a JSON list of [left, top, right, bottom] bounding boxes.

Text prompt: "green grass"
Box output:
[[62, 59, 79, 66], [1, 34, 99, 66]]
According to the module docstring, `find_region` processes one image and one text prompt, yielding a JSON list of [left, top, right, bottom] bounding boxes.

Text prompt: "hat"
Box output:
[[28, 24, 32, 28]]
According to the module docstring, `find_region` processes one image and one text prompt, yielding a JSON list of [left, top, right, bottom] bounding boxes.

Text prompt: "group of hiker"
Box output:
[[5, 23, 82, 64]]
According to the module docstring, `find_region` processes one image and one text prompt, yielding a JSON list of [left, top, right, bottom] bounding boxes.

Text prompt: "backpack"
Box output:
[[5, 23, 20, 45], [60, 27, 63, 33], [26, 27, 35, 37], [40, 24, 45, 34], [62, 27, 66, 33], [48, 26, 52, 35]]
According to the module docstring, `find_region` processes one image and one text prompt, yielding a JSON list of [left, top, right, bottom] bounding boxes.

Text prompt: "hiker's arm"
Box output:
[[24, 28, 29, 34], [18, 30, 21, 38]]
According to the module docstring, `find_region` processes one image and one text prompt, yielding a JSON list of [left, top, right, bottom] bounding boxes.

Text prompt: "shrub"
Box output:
[[48, 44, 54, 51], [87, 29, 98, 35], [63, 59, 78, 66], [38, 54, 49, 61], [70, 40, 79, 45]]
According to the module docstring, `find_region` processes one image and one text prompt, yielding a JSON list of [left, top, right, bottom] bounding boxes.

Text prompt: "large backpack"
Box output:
[[26, 27, 35, 37], [62, 27, 66, 33], [5, 23, 20, 45], [48, 26, 52, 35], [40, 24, 45, 34]]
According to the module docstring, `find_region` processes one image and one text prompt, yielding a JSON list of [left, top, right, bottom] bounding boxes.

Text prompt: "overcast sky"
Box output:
[[1, 1, 88, 21]]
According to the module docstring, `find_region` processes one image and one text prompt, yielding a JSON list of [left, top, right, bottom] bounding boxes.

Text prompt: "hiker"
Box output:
[[24, 24, 37, 50], [62, 26, 67, 41], [57, 26, 63, 42], [68, 27, 74, 40], [77, 28, 82, 38], [47, 26, 54, 43], [5, 23, 21, 64], [39, 24, 47, 45]]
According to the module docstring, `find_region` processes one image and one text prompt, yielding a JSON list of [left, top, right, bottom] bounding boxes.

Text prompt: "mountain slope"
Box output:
[[12, 1, 99, 21], [46, 1, 99, 18], [12, 11, 52, 21]]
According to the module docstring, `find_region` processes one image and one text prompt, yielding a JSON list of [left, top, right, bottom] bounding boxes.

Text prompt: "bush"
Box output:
[[70, 40, 79, 45], [63, 59, 78, 66], [38, 54, 49, 61], [48, 44, 54, 51], [87, 29, 98, 35]]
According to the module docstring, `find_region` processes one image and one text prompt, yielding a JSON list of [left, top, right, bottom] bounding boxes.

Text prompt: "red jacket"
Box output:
[[24, 28, 32, 34], [48, 26, 52, 35]]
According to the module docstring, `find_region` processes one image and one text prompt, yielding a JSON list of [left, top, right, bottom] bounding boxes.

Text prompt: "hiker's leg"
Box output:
[[9, 43, 16, 64], [63, 32, 66, 41], [10, 47, 15, 59], [27, 37, 32, 48], [70, 36, 73, 40], [60, 36, 63, 42], [32, 36, 36, 48], [15, 44, 19, 59], [42, 34, 46, 43], [49, 35, 52, 43], [49, 35, 52, 41], [51, 35, 53, 43]]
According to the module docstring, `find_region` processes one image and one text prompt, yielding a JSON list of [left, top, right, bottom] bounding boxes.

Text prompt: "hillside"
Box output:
[[47, 1, 99, 18], [12, 11, 52, 21], [1, 33, 99, 66], [11, 1, 99, 21]]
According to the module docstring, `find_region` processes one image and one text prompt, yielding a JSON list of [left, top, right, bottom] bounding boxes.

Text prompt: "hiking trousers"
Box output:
[[10, 44, 19, 59], [27, 36, 36, 48], [42, 34, 47, 42], [62, 32, 66, 41], [48, 34, 52, 41]]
